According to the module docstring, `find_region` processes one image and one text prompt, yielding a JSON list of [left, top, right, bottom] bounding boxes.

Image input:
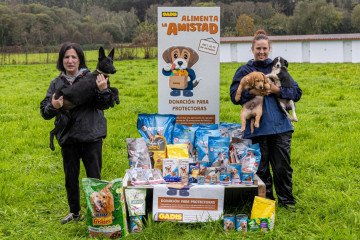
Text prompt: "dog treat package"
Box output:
[[250, 196, 276, 231], [126, 138, 152, 169], [192, 124, 219, 130], [147, 135, 167, 171], [229, 138, 252, 164], [248, 218, 270, 232], [172, 124, 199, 157], [219, 122, 243, 140], [167, 144, 189, 159], [195, 129, 221, 162], [82, 178, 128, 239], [124, 188, 146, 216], [178, 158, 193, 178], [162, 158, 178, 181], [126, 168, 148, 186], [208, 136, 230, 171], [241, 143, 261, 173], [137, 113, 176, 144], [189, 162, 200, 183], [143, 168, 165, 185]]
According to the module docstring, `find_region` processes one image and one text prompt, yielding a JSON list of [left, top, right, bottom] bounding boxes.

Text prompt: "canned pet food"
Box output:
[[197, 175, 205, 185], [229, 163, 242, 184], [210, 175, 217, 185], [241, 171, 254, 185], [130, 215, 143, 233], [220, 172, 231, 185], [236, 214, 248, 232], [223, 214, 235, 231]]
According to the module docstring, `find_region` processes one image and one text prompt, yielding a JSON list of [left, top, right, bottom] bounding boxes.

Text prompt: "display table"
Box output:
[[123, 173, 265, 218]]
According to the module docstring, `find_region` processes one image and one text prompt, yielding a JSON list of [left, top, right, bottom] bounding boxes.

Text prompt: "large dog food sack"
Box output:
[[82, 178, 128, 239], [250, 196, 276, 231], [137, 113, 176, 144]]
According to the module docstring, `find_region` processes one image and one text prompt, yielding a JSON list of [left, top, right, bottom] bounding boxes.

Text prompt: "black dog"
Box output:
[[49, 47, 120, 151], [267, 56, 298, 122]]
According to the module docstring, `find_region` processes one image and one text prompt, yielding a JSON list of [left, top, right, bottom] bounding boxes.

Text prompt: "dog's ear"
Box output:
[[107, 193, 115, 213], [186, 48, 199, 69], [99, 47, 105, 59], [108, 48, 115, 60], [284, 59, 288, 68], [90, 192, 96, 204], [162, 46, 176, 63], [246, 74, 255, 87]]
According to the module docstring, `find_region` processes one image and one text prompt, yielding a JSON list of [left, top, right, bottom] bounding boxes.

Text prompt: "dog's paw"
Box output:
[[163, 63, 172, 71], [254, 123, 260, 128]]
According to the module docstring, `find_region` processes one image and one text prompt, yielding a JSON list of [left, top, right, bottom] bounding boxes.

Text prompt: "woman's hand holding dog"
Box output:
[[52, 93, 63, 109], [96, 74, 108, 91]]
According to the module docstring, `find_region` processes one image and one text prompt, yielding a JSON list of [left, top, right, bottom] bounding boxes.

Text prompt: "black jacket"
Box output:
[[40, 69, 112, 146]]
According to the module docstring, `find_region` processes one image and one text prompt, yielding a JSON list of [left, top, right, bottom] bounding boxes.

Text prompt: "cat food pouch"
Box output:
[[82, 178, 128, 239], [126, 138, 152, 169], [125, 188, 146, 216], [195, 129, 221, 162], [208, 136, 230, 171], [219, 122, 243, 140], [172, 124, 199, 157], [137, 113, 176, 144], [241, 143, 261, 173], [143, 168, 165, 185], [147, 135, 167, 171], [167, 144, 189, 159], [126, 168, 148, 186], [250, 196, 275, 231]]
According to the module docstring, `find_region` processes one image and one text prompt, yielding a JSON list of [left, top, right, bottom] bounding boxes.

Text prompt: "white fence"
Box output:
[[220, 33, 360, 63]]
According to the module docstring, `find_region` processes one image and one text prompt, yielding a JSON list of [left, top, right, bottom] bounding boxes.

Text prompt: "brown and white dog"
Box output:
[[235, 72, 271, 134]]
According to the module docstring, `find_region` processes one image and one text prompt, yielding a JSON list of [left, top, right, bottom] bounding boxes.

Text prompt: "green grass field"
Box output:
[[0, 60, 359, 239]]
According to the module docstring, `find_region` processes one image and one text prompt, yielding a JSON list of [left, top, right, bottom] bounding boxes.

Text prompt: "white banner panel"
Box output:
[[158, 7, 220, 126], [152, 184, 224, 222]]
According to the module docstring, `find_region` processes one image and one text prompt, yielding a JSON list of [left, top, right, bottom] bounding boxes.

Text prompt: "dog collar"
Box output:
[[96, 69, 110, 76]]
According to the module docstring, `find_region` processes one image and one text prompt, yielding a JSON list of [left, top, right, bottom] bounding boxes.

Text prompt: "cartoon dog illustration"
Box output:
[[162, 46, 202, 97]]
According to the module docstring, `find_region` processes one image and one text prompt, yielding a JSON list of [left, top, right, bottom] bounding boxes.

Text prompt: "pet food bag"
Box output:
[[229, 138, 252, 164], [167, 144, 189, 159], [82, 178, 128, 239], [195, 129, 221, 162], [241, 143, 261, 173], [208, 136, 230, 171], [172, 124, 199, 157], [126, 168, 148, 186], [147, 135, 167, 171], [137, 113, 176, 144], [193, 124, 219, 130], [250, 196, 276, 231], [219, 122, 243, 140], [126, 138, 152, 169]]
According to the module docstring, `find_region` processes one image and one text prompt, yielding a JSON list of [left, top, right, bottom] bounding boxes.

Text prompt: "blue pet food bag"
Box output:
[[192, 124, 219, 130], [241, 143, 261, 173], [208, 136, 230, 171], [137, 113, 176, 144], [172, 124, 199, 157], [195, 129, 221, 162]]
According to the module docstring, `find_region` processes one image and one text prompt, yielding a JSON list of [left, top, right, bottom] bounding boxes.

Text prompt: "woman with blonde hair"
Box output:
[[229, 30, 302, 210]]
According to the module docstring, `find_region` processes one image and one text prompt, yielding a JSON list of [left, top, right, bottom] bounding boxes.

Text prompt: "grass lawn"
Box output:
[[0, 60, 359, 239]]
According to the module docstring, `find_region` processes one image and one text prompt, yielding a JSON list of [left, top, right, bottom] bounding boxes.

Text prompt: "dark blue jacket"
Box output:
[[229, 59, 302, 138]]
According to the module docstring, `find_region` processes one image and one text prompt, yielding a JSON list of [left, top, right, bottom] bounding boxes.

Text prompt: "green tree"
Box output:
[[351, 4, 360, 31], [235, 14, 255, 37], [264, 13, 289, 35], [133, 20, 157, 59]]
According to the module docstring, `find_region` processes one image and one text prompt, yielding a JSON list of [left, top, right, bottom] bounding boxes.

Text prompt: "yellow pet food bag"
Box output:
[[250, 196, 276, 231], [167, 144, 189, 159]]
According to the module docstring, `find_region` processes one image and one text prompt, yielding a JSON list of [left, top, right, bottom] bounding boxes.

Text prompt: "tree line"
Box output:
[[0, 0, 360, 52]]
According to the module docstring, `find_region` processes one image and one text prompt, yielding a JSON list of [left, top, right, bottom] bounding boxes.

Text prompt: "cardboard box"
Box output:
[[169, 75, 188, 89]]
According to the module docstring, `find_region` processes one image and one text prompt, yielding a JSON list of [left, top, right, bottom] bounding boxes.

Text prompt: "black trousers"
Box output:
[[61, 140, 102, 214], [252, 132, 296, 205]]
